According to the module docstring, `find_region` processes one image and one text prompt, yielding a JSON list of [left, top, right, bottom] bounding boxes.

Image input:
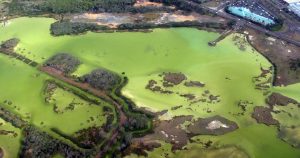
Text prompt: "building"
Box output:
[[284, 0, 300, 17], [226, 0, 277, 26]]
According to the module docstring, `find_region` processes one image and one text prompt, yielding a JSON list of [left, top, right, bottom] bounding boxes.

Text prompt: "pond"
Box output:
[[0, 17, 299, 158]]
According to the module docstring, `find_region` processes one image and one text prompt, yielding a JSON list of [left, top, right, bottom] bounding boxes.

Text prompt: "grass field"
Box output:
[[0, 118, 22, 158], [0, 53, 113, 138]]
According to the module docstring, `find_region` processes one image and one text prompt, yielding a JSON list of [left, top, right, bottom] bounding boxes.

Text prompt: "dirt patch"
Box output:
[[131, 115, 193, 151], [180, 93, 196, 100], [190, 90, 221, 105], [253, 66, 273, 92], [163, 72, 187, 85], [267, 93, 300, 107], [70, 11, 226, 28], [184, 80, 205, 87], [247, 28, 300, 86], [252, 106, 279, 126], [145, 79, 173, 94], [187, 115, 238, 136], [0, 38, 19, 50], [134, 1, 163, 7]]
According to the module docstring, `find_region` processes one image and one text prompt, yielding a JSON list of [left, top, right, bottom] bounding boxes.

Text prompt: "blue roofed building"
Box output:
[[225, 0, 278, 26]]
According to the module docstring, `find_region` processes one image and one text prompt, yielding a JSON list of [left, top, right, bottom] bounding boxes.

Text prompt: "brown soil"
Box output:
[[131, 116, 193, 151], [252, 106, 279, 126], [190, 92, 221, 105], [187, 115, 238, 136], [184, 81, 205, 87], [163, 72, 187, 85], [180, 94, 196, 100], [134, 0, 163, 7], [247, 29, 300, 86], [145, 79, 173, 94], [267, 93, 300, 107]]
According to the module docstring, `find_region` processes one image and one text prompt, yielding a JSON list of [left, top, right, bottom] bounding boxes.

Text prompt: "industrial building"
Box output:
[[284, 0, 300, 17]]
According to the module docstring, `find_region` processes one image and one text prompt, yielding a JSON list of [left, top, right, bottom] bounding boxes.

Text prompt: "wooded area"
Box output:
[[8, 0, 136, 15]]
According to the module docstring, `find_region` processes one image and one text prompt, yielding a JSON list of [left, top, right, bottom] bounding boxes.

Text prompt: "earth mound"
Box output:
[[252, 106, 279, 125], [163, 72, 187, 85], [187, 115, 238, 135]]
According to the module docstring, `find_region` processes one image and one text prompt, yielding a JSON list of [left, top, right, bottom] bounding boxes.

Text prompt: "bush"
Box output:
[[0, 38, 20, 49], [8, 0, 136, 15], [125, 113, 149, 131], [82, 69, 121, 91], [44, 53, 81, 74], [50, 21, 109, 36]]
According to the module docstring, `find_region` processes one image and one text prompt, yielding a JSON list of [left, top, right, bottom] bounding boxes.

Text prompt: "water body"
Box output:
[[227, 6, 275, 26], [0, 17, 299, 158]]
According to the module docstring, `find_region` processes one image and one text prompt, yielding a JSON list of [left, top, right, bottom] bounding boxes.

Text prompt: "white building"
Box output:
[[284, 0, 300, 17]]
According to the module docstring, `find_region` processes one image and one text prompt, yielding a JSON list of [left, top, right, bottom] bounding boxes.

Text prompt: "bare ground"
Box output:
[[247, 29, 300, 86], [252, 106, 279, 126]]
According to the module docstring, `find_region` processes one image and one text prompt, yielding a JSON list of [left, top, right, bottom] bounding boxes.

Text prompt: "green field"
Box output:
[[0, 118, 22, 158], [272, 83, 300, 102], [0, 17, 300, 157]]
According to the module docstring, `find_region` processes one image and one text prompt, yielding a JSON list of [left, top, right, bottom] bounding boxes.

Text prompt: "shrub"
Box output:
[[82, 69, 121, 91], [44, 53, 81, 74]]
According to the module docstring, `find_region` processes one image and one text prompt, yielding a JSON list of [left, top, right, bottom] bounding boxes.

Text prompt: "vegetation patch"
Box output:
[[21, 125, 86, 158], [81, 68, 121, 91], [0, 38, 19, 50], [278, 126, 300, 149], [51, 21, 109, 36], [44, 53, 80, 74], [8, 0, 136, 15], [272, 103, 300, 149]]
